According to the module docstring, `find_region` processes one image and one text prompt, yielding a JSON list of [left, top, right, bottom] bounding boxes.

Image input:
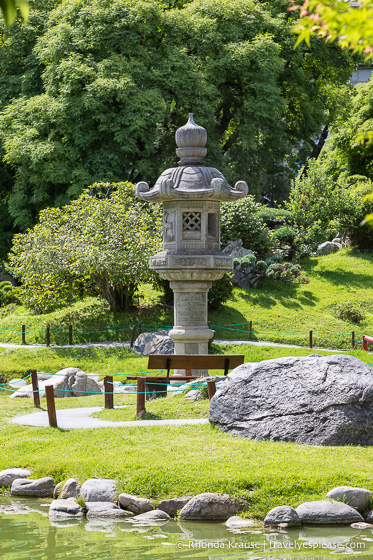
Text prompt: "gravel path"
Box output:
[[10, 407, 210, 430]]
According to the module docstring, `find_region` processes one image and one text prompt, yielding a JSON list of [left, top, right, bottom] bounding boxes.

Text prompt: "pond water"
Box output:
[[0, 497, 372, 560]]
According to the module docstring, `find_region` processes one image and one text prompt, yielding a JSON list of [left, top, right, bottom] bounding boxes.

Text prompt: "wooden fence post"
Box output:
[[351, 331, 355, 349], [68, 325, 73, 346], [46, 326, 50, 347], [249, 320, 252, 341], [130, 325, 136, 348], [21, 324, 26, 345], [207, 379, 216, 400], [31, 369, 40, 408], [136, 377, 146, 417], [363, 336, 368, 352], [104, 376, 114, 409], [45, 385, 57, 428], [309, 330, 313, 349]]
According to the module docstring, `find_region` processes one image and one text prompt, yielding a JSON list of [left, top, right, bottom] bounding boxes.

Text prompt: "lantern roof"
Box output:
[[136, 114, 248, 202]]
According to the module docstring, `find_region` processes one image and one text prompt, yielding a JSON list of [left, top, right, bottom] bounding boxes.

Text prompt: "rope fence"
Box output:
[[0, 320, 371, 350]]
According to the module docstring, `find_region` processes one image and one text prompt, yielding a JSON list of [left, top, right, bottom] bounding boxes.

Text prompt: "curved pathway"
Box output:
[[10, 407, 209, 430]]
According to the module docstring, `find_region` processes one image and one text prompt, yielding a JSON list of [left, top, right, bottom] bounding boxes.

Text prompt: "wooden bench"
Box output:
[[129, 354, 245, 417]]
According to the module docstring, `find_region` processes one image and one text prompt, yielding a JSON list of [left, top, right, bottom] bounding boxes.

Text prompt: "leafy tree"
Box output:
[[286, 158, 345, 251], [220, 196, 273, 256], [0, 0, 356, 232], [9, 182, 162, 313]]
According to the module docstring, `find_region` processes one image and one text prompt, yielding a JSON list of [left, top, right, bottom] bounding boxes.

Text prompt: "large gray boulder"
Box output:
[[11, 477, 55, 498], [209, 355, 373, 446], [179, 493, 245, 521], [222, 239, 253, 259], [10, 368, 101, 398], [326, 486, 372, 513], [118, 493, 153, 514], [296, 501, 363, 524], [133, 331, 174, 356], [80, 478, 117, 502], [264, 506, 301, 527], [0, 468, 31, 488], [49, 499, 84, 520], [317, 241, 342, 255]]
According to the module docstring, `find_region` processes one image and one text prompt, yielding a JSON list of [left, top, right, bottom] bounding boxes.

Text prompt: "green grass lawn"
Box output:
[[1, 344, 373, 519], [0, 249, 372, 350]]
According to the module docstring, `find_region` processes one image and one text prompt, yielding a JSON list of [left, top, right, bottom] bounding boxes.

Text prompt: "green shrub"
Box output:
[[234, 253, 309, 284], [335, 181, 373, 249], [0, 281, 18, 306], [272, 225, 297, 246], [333, 301, 366, 324], [257, 208, 294, 227], [208, 274, 233, 309], [220, 197, 272, 257]]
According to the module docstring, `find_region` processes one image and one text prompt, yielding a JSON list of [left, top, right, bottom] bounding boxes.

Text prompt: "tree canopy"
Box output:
[[0, 0, 357, 238], [9, 182, 162, 312]]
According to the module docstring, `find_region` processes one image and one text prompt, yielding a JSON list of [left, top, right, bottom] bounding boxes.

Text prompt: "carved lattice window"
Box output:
[[182, 212, 201, 232]]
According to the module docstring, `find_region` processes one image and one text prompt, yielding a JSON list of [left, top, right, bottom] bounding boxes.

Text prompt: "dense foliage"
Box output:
[[286, 156, 373, 252], [234, 253, 309, 283], [0, 0, 356, 240], [9, 182, 162, 312], [220, 196, 272, 256]]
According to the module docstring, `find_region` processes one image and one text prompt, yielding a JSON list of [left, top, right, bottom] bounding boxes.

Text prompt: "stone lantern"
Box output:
[[136, 114, 248, 376]]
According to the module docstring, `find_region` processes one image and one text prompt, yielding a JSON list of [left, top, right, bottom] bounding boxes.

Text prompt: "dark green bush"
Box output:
[[257, 208, 293, 227], [272, 225, 297, 246], [333, 301, 366, 324], [0, 281, 18, 306], [220, 197, 272, 257], [208, 274, 233, 309]]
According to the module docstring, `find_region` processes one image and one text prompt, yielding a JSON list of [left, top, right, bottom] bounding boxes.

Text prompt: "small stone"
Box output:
[[132, 509, 171, 521], [226, 516, 257, 528], [53, 482, 64, 498], [326, 486, 372, 513], [0, 468, 31, 488], [157, 497, 191, 517], [118, 493, 154, 514], [351, 522, 372, 529], [11, 477, 55, 498], [179, 493, 245, 521], [49, 499, 84, 520], [60, 478, 80, 499], [80, 478, 117, 503], [264, 506, 301, 527], [296, 501, 364, 524], [86, 502, 133, 519]]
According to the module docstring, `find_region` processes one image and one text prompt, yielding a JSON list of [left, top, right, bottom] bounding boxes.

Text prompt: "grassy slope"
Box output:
[[0, 250, 372, 349]]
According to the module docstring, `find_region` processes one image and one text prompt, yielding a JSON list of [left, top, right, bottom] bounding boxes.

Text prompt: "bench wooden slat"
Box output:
[[147, 354, 244, 370], [127, 376, 200, 381]]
